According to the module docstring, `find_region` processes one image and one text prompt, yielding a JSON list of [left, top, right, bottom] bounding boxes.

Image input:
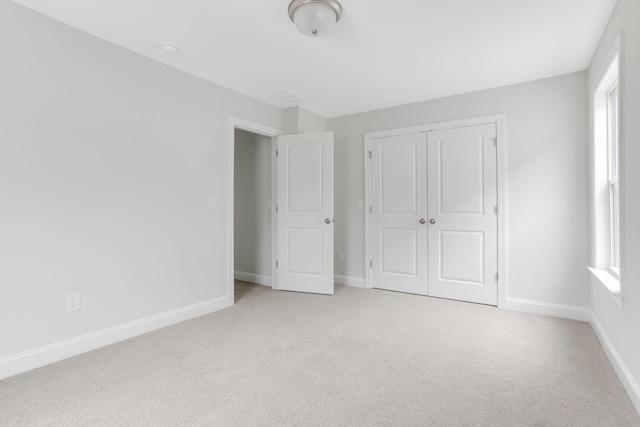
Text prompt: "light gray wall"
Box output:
[[588, 0, 640, 409], [283, 107, 299, 134], [0, 1, 281, 358], [297, 108, 328, 133], [234, 129, 272, 280], [328, 72, 589, 308], [282, 107, 327, 133]]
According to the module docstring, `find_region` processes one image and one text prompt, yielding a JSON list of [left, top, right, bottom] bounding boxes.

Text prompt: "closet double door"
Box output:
[[370, 123, 498, 305]]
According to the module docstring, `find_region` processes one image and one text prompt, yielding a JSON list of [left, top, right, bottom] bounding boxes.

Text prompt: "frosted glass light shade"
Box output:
[[289, 0, 342, 37]]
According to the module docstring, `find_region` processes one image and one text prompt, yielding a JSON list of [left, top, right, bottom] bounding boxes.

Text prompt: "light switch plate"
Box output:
[[207, 198, 218, 210]]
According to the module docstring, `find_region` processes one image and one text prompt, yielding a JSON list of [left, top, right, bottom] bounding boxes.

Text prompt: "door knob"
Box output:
[[430, 219, 436, 224], [325, 218, 331, 224], [419, 218, 426, 224]]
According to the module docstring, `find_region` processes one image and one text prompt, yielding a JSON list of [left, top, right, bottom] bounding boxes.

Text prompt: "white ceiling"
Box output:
[[12, 0, 617, 118]]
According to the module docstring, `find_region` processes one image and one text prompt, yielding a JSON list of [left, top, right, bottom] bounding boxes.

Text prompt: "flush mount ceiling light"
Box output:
[[288, 0, 342, 37]]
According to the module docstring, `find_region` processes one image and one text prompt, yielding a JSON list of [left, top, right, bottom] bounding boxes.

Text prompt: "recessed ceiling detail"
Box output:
[[275, 90, 304, 103]]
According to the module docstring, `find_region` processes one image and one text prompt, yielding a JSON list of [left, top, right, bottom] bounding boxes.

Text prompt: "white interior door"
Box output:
[[427, 124, 498, 305], [276, 132, 334, 295], [371, 132, 428, 295]]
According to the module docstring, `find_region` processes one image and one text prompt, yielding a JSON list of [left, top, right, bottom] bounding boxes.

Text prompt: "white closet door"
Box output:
[[371, 132, 428, 295], [426, 124, 498, 305], [276, 132, 334, 295]]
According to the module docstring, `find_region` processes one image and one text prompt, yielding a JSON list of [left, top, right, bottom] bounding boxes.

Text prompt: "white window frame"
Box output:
[[589, 34, 623, 303], [607, 83, 620, 275]]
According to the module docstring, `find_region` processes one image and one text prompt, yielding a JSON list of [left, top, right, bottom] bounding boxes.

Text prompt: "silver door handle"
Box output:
[[430, 219, 436, 224], [419, 218, 426, 224], [325, 218, 331, 224]]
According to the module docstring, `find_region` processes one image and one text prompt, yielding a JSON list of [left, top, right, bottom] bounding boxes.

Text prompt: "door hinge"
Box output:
[[276, 150, 279, 157], [369, 206, 372, 213], [368, 151, 372, 159], [370, 260, 373, 268], [495, 205, 498, 215], [492, 137, 497, 147], [276, 205, 278, 213], [276, 261, 279, 268]]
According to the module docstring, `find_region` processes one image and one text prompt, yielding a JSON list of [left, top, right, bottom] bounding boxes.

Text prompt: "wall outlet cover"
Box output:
[[66, 293, 81, 313]]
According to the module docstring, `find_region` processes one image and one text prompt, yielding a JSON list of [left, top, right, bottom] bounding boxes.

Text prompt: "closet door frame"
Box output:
[[363, 114, 507, 309]]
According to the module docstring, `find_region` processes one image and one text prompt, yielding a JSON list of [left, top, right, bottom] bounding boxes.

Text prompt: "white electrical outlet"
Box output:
[[337, 252, 344, 263], [67, 293, 81, 313]]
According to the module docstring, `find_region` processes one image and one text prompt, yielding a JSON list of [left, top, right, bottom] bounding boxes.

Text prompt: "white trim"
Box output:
[[496, 116, 508, 310], [591, 33, 622, 93], [590, 312, 640, 414], [0, 296, 229, 380], [364, 135, 372, 289], [227, 117, 282, 301], [590, 33, 625, 299], [271, 136, 279, 290], [505, 297, 590, 322], [363, 114, 507, 309], [588, 266, 624, 307], [234, 270, 271, 286], [334, 274, 366, 288]]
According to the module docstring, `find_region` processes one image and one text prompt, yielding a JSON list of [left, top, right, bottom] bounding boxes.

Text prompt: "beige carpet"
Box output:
[[1, 282, 639, 426]]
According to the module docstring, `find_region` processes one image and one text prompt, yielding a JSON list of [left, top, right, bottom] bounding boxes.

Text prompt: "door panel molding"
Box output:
[[370, 132, 428, 295], [427, 123, 498, 305], [277, 131, 335, 295], [364, 114, 507, 308], [439, 230, 484, 284]]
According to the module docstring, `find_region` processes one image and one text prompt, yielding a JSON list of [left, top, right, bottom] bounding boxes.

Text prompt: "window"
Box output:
[[608, 83, 620, 273], [590, 35, 622, 296]]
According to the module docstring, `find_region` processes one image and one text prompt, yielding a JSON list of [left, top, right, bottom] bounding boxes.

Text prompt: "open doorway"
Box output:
[[233, 128, 273, 302], [227, 117, 281, 305]]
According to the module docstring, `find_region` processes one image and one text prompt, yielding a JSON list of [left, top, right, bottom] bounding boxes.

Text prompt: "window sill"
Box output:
[[588, 267, 625, 307]]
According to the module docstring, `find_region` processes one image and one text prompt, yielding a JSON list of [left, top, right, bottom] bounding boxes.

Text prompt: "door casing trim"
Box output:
[[363, 114, 508, 308]]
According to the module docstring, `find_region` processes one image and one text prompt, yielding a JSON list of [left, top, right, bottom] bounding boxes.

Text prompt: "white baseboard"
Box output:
[[234, 270, 271, 286], [505, 297, 590, 321], [0, 295, 230, 380], [334, 274, 367, 288], [590, 313, 640, 415]]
